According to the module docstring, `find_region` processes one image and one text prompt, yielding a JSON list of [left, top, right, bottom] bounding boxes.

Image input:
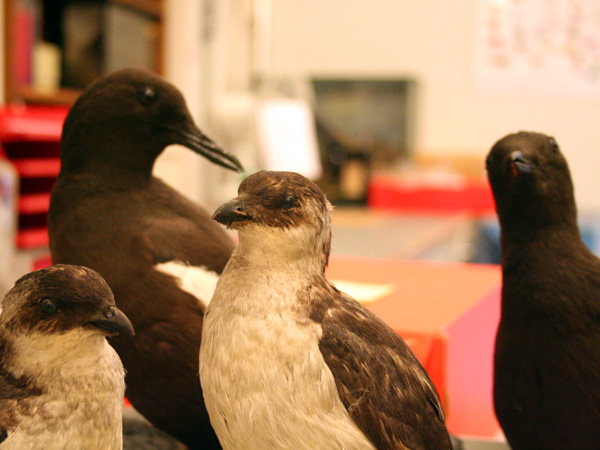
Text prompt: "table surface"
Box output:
[[327, 254, 501, 334]]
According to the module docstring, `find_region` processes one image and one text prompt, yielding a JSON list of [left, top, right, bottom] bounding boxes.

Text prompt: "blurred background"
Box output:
[[2, 1, 600, 447]]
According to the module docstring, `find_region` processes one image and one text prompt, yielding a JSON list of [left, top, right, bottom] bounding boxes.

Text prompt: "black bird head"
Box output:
[[486, 131, 577, 231], [0, 265, 134, 337], [213, 170, 332, 272], [60, 68, 243, 178]]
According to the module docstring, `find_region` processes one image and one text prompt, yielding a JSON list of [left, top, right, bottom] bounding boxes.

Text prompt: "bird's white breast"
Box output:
[[200, 260, 376, 450], [4, 330, 125, 450], [154, 261, 219, 307]]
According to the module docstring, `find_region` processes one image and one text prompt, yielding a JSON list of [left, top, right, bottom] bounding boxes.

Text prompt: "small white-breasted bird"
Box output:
[[0, 264, 134, 450], [200, 170, 452, 450]]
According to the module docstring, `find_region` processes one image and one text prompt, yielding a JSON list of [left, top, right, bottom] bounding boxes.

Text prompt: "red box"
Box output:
[[368, 175, 495, 216]]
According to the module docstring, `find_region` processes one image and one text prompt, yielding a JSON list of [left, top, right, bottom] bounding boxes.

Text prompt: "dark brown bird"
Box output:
[[48, 68, 243, 449], [200, 170, 452, 450], [0, 264, 133, 450], [487, 131, 600, 450]]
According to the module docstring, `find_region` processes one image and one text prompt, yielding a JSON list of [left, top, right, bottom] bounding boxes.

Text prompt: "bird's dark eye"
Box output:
[[283, 194, 296, 209], [38, 298, 57, 315], [548, 137, 559, 150], [138, 86, 157, 106]]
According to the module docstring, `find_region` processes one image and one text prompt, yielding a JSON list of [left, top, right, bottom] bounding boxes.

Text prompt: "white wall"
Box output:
[[160, 0, 249, 210], [156, 0, 208, 204], [270, 0, 600, 212]]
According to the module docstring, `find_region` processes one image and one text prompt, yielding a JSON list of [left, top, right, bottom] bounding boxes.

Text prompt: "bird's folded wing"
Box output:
[[0, 366, 44, 439], [0, 397, 17, 441], [316, 284, 449, 450], [142, 216, 233, 272]]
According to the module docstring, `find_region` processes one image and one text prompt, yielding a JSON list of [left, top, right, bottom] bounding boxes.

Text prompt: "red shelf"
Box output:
[[17, 228, 49, 249], [18, 192, 51, 214], [12, 157, 61, 177], [0, 106, 68, 249], [0, 106, 68, 141]]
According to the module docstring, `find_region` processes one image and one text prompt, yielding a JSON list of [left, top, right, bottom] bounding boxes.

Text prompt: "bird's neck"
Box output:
[[0, 331, 42, 394], [498, 202, 580, 244], [5, 329, 110, 382], [233, 225, 329, 276], [59, 141, 159, 185], [56, 168, 152, 193], [500, 215, 581, 245], [500, 219, 594, 277]]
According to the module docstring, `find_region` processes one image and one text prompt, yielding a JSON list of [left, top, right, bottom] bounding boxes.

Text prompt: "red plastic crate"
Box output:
[[18, 192, 51, 214], [0, 106, 69, 249], [368, 175, 495, 216], [0, 106, 68, 141], [12, 158, 61, 178]]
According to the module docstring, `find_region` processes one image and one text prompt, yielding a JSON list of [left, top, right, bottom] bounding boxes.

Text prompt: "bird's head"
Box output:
[[0, 264, 134, 340], [60, 68, 243, 178], [485, 131, 577, 231], [213, 171, 332, 273]]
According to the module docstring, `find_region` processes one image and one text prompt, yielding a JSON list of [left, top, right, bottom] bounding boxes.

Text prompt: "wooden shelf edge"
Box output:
[[109, 0, 162, 18], [19, 87, 82, 106]]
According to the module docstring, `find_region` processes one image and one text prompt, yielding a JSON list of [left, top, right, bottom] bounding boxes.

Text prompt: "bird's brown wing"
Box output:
[[138, 178, 234, 272], [0, 356, 44, 440], [309, 279, 451, 450], [142, 216, 233, 272]]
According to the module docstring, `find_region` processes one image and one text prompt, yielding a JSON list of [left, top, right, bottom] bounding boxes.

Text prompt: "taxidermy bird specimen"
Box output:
[[487, 131, 600, 450], [49, 68, 243, 449], [201, 170, 452, 450], [0, 264, 133, 450]]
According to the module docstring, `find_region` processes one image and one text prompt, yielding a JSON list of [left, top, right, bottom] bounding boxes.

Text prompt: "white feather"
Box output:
[[3, 329, 125, 450], [154, 261, 219, 307]]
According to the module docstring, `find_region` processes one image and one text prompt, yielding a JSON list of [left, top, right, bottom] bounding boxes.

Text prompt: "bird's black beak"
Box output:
[[88, 306, 135, 336], [212, 199, 251, 227], [168, 123, 244, 173], [510, 151, 534, 176]]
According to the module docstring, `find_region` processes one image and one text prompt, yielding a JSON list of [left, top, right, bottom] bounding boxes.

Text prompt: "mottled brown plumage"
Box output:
[[305, 275, 448, 450], [0, 339, 43, 441], [202, 170, 452, 450], [0, 264, 132, 449]]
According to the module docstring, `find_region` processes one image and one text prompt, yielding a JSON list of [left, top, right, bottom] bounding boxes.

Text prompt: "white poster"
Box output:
[[255, 99, 322, 180], [472, 0, 600, 98]]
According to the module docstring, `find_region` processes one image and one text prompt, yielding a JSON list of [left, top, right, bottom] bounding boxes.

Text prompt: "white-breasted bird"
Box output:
[[200, 170, 452, 450], [0, 264, 134, 450]]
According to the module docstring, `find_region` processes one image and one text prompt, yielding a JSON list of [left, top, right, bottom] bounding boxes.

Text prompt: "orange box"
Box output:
[[326, 255, 503, 439]]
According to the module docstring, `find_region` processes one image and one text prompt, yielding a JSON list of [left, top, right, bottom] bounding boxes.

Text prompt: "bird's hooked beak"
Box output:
[[88, 306, 135, 336], [510, 151, 534, 176], [167, 122, 244, 173], [212, 199, 252, 228]]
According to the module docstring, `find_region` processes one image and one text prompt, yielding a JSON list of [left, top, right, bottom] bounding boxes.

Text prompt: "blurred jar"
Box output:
[[0, 153, 18, 295]]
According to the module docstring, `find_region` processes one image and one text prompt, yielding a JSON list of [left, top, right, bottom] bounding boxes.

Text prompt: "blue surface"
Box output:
[[470, 216, 600, 264]]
